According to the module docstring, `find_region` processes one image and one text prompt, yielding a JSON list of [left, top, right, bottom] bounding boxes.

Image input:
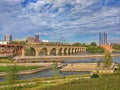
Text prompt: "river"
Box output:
[[0, 56, 120, 82]]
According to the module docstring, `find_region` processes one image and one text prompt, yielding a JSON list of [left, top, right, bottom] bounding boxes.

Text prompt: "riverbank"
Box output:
[[0, 74, 90, 90], [0, 63, 53, 66], [0, 66, 52, 77], [0, 64, 119, 90], [13, 54, 120, 62], [23, 64, 120, 90], [0, 63, 65, 77], [0, 63, 54, 76]]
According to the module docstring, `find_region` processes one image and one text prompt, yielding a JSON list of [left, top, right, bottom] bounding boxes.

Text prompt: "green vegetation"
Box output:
[[42, 64, 120, 90], [12, 41, 26, 45], [112, 44, 120, 50], [0, 64, 120, 90], [25, 48, 36, 56], [103, 50, 112, 68], [42, 76, 120, 90], [72, 42, 104, 53], [5, 63, 18, 90], [87, 45, 104, 53], [0, 59, 12, 63], [53, 62, 59, 77], [87, 42, 104, 54], [0, 66, 40, 72], [0, 74, 90, 90], [90, 72, 99, 78], [72, 42, 85, 46], [112, 44, 120, 53]]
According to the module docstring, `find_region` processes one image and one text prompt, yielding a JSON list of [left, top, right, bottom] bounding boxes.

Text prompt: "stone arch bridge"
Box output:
[[22, 45, 86, 56]]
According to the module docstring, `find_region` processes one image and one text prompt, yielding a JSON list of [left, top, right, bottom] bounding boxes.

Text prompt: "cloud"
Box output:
[[0, 0, 119, 42]]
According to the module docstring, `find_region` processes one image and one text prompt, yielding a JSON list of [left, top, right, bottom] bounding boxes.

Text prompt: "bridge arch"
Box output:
[[77, 48, 80, 54], [39, 47, 48, 56], [25, 47, 36, 56], [50, 48, 57, 56], [64, 48, 67, 55], [72, 48, 75, 54], [58, 48, 63, 56], [68, 48, 71, 55], [75, 48, 78, 54]]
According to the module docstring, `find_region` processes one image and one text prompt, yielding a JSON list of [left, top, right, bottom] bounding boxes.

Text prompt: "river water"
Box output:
[[0, 56, 120, 82]]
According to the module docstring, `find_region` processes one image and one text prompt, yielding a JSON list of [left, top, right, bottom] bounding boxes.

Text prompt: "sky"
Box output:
[[0, 0, 120, 44]]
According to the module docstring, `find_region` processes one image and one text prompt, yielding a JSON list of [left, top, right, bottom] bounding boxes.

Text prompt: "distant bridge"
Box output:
[[0, 44, 86, 56], [21, 45, 86, 56]]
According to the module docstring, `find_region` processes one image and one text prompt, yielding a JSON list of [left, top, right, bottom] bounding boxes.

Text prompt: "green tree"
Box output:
[[112, 44, 120, 50], [12, 41, 26, 45], [90, 42, 97, 46], [103, 50, 112, 68], [87, 46, 104, 54], [72, 42, 82, 46], [5, 62, 18, 90], [72, 42, 86, 47], [53, 62, 59, 77]]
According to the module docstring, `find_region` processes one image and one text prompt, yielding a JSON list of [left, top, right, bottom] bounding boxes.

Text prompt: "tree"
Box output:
[[87, 46, 104, 54], [5, 62, 18, 90], [90, 42, 97, 46], [112, 44, 120, 50], [53, 62, 59, 77], [103, 50, 112, 68], [72, 42, 82, 46]]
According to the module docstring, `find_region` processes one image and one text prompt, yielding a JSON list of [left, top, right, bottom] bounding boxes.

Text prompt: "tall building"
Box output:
[[99, 32, 107, 45], [4, 34, 12, 44], [35, 34, 40, 43]]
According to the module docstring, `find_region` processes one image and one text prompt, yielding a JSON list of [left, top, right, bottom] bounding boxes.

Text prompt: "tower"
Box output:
[[99, 32, 107, 46], [4, 34, 12, 44], [35, 33, 40, 43]]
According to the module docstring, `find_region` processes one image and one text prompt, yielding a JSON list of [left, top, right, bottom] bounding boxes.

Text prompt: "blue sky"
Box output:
[[0, 0, 120, 44]]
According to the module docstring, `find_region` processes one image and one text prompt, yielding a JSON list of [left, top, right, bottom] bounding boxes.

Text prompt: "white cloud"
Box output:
[[0, 0, 119, 42]]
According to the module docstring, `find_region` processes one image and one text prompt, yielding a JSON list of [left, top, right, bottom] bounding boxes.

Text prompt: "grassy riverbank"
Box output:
[[0, 74, 90, 90], [0, 64, 120, 90], [43, 76, 120, 90], [0, 59, 12, 63], [3, 64, 120, 90], [0, 66, 40, 72], [42, 64, 120, 90]]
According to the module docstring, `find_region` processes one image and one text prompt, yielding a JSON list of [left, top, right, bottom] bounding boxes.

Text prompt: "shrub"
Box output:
[[90, 72, 99, 78]]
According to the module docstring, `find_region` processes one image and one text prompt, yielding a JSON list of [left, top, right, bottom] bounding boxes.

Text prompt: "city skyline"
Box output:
[[0, 0, 120, 43]]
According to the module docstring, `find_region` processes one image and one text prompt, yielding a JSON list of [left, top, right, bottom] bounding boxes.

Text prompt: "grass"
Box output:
[[20, 64, 120, 90], [0, 59, 12, 63], [42, 76, 120, 90], [0, 66, 40, 72], [0, 64, 120, 90], [0, 74, 90, 90], [41, 64, 120, 90]]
